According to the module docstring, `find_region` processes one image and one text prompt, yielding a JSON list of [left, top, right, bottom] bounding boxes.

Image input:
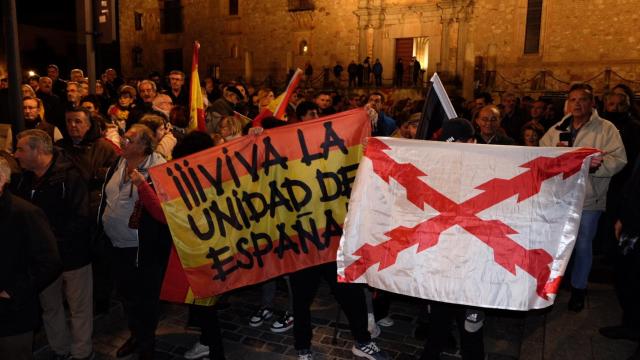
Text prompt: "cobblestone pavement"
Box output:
[[33, 277, 638, 360]]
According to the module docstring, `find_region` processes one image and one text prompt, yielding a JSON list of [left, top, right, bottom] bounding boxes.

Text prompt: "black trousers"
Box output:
[[420, 302, 484, 360], [111, 244, 170, 349], [189, 304, 226, 359], [290, 262, 370, 350], [614, 244, 640, 328]]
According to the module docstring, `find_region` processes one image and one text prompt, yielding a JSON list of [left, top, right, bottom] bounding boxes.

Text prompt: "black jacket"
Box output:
[[619, 156, 640, 236], [13, 151, 91, 271], [0, 190, 62, 337], [475, 132, 516, 145], [56, 126, 118, 218]]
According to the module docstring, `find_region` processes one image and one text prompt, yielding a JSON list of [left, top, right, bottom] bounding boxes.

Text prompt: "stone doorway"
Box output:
[[395, 38, 413, 86]]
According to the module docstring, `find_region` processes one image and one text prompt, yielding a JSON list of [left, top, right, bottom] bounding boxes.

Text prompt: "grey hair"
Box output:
[[139, 79, 157, 93], [17, 129, 53, 154]]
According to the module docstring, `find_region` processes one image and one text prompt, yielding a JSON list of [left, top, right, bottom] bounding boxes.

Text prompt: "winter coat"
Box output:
[[540, 110, 627, 211], [13, 151, 91, 270], [0, 190, 62, 336]]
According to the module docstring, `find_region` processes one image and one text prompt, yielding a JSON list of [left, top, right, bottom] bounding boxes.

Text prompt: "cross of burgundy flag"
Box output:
[[337, 138, 598, 310]]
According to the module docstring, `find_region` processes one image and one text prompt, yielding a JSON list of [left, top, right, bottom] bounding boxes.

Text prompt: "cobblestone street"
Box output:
[[33, 275, 637, 360]]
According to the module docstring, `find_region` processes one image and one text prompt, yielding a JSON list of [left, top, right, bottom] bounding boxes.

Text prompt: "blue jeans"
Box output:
[[571, 210, 603, 289]]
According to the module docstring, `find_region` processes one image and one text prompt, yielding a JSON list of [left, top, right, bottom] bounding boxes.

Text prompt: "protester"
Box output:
[[13, 129, 93, 360], [138, 113, 177, 160], [98, 124, 168, 359], [420, 118, 484, 360], [540, 83, 627, 312], [520, 120, 545, 146], [474, 105, 516, 145], [0, 157, 62, 360]]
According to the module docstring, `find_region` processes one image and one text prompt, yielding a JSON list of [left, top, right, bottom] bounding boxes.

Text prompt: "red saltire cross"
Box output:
[[341, 138, 597, 300]]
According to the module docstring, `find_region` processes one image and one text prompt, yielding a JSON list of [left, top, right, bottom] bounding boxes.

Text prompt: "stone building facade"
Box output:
[[119, 0, 640, 97]]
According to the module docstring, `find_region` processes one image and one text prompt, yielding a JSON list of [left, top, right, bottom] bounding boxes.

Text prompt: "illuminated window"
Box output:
[[299, 40, 308, 55]]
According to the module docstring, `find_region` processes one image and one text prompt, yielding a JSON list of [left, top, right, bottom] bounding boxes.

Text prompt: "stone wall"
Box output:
[[119, 0, 640, 95]]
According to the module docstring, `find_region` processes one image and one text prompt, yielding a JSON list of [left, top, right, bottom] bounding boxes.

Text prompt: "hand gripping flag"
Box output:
[[337, 138, 598, 310], [188, 41, 206, 132]]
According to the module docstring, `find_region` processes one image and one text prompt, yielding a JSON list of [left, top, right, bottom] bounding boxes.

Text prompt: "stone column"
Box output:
[[366, 26, 374, 60], [462, 42, 475, 99], [455, 18, 468, 80], [439, 18, 450, 77]]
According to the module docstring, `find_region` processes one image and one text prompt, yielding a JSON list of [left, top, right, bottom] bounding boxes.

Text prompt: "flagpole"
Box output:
[[415, 72, 458, 140]]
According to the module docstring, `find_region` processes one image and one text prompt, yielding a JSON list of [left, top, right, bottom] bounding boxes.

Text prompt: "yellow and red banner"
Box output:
[[150, 109, 371, 299], [188, 41, 206, 132]]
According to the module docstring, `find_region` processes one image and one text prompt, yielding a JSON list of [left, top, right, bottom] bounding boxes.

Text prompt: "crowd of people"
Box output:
[[0, 63, 639, 360]]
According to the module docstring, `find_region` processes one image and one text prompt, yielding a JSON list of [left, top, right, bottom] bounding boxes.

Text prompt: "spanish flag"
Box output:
[[188, 41, 206, 132], [252, 68, 303, 127]]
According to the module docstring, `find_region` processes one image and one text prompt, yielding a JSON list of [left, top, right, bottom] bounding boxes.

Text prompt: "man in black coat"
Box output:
[[13, 129, 93, 360], [0, 157, 62, 360]]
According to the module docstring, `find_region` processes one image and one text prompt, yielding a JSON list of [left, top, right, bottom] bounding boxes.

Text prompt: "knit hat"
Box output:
[[439, 117, 474, 142], [225, 85, 245, 101]]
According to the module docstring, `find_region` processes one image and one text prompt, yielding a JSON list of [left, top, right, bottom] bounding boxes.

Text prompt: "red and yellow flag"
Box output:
[[188, 41, 206, 132], [252, 68, 303, 127], [150, 109, 371, 299]]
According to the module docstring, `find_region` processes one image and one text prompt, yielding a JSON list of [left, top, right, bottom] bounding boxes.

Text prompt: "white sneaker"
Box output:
[[249, 307, 274, 327], [376, 316, 394, 327], [184, 341, 209, 359]]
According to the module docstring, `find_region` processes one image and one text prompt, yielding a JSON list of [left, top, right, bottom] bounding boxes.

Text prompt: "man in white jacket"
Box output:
[[540, 83, 627, 312]]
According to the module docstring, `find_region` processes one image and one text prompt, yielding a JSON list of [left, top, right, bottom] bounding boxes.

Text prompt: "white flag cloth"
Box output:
[[337, 138, 597, 310]]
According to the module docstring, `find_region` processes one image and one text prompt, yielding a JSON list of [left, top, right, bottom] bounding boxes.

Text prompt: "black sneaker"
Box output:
[[249, 307, 273, 327], [568, 288, 586, 312], [270, 311, 294, 333], [352, 341, 390, 360]]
